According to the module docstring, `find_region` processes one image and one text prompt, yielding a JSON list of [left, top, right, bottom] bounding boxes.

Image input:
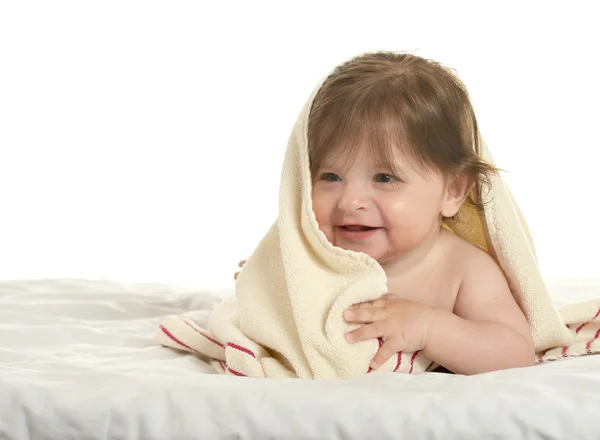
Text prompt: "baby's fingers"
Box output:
[[350, 298, 387, 309], [343, 307, 387, 323], [370, 337, 402, 369], [233, 260, 247, 280], [344, 321, 385, 343]]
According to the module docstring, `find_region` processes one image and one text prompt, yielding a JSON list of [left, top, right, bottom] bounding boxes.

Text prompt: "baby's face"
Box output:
[[311, 146, 448, 264]]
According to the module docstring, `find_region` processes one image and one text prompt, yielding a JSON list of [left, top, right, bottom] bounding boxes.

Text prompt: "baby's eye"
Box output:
[[321, 172, 341, 182], [374, 173, 398, 183]]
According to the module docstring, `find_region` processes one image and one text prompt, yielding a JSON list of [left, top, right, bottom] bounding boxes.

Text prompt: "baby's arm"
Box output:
[[422, 249, 535, 375]]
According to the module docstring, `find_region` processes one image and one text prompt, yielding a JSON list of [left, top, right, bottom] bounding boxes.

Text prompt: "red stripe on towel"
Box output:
[[586, 328, 600, 354], [575, 307, 600, 334], [227, 367, 247, 377], [408, 350, 420, 374], [393, 351, 402, 372], [425, 361, 435, 372], [227, 342, 256, 358], [178, 317, 225, 347], [159, 325, 199, 353], [561, 346, 568, 357]]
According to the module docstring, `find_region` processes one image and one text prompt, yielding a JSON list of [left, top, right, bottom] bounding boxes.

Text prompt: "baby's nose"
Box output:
[[337, 187, 369, 212]]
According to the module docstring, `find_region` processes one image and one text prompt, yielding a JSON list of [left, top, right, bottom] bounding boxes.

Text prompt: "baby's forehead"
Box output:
[[320, 146, 411, 170]]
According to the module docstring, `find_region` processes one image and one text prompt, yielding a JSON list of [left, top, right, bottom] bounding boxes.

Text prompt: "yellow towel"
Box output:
[[155, 54, 600, 379]]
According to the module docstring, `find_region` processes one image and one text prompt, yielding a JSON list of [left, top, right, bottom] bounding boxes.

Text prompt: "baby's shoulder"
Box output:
[[441, 229, 499, 279]]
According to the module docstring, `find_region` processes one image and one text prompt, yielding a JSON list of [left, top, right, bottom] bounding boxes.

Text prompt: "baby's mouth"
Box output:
[[337, 225, 381, 241], [341, 225, 378, 231]]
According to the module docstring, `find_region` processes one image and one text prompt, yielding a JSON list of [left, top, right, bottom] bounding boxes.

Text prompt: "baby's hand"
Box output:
[[343, 294, 435, 369], [233, 260, 247, 280]]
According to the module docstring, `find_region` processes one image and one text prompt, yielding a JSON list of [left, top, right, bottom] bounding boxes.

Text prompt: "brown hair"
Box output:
[[307, 51, 499, 211]]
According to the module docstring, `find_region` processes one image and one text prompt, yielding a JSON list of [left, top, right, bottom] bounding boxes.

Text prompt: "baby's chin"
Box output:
[[329, 239, 387, 261], [316, 228, 382, 257]]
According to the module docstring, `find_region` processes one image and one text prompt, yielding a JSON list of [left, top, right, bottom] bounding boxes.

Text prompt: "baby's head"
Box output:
[[307, 51, 497, 264]]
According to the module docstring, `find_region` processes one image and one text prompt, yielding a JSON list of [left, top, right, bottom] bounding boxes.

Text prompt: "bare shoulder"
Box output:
[[439, 229, 492, 280], [447, 232, 533, 344], [440, 229, 502, 283]]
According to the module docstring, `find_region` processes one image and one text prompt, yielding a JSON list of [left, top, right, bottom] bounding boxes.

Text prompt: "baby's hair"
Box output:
[[307, 51, 499, 211]]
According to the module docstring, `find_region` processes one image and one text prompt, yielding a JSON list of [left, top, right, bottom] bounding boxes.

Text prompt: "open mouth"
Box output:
[[341, 225, 378, 231], [338, 225, 380, 241]]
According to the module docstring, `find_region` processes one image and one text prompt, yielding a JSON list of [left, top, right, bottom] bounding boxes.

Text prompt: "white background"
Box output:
[[1, 1, 598, 289]]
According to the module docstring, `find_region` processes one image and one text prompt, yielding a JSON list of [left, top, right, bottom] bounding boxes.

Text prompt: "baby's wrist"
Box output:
[[423, 307, 449, 350]]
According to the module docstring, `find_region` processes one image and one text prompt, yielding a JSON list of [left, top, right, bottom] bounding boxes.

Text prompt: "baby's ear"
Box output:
[[441, 174, 474, 218]]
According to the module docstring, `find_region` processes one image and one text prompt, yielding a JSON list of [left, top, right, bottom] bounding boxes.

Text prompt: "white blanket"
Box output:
[[156, 52, 600, 379], [2, 278, 600, 440]]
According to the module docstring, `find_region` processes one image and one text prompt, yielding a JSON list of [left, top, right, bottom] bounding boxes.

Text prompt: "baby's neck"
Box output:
[[379, 227, 444, 279]]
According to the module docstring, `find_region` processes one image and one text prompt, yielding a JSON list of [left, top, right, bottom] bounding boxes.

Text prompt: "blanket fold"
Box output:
[[155, 54, 600, 379]]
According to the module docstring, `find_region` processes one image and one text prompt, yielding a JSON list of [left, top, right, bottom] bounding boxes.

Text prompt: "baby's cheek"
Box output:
[[387, 227, 424, 250], [310, 199, 331, 237], [385, 209, 431, 248], [311, 192, 330, 221]]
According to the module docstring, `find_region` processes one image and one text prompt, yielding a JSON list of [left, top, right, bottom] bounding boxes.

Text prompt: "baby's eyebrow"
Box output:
[[317, 161, 339, 170], [375, 162, 405, 173]]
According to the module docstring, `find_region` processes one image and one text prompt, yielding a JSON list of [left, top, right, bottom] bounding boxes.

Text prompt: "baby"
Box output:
[[236, 52, 534, 375]]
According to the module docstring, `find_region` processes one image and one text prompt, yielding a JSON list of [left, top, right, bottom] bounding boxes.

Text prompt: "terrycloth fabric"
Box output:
[[155, 56, 600, 379]]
